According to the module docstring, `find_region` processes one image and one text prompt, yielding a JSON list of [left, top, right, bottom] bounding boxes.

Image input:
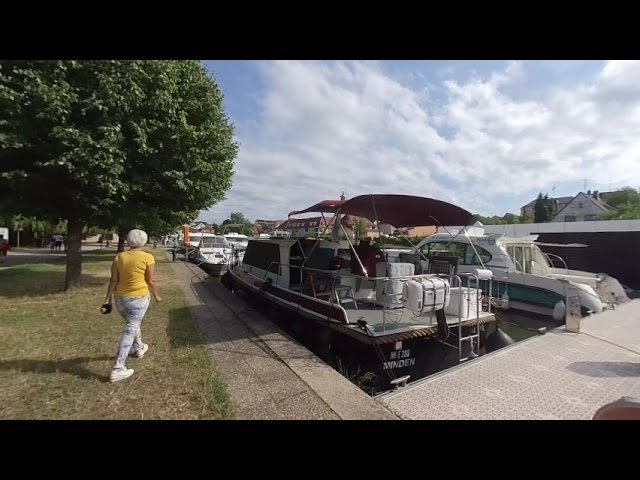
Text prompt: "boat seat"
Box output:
[[334, 284, 358, 309], [375, 262, 415, 308], [399, 252, 426, 275], [426, 255, 459, 276]]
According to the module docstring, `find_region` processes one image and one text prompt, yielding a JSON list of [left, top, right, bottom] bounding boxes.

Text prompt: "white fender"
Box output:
[[500, 292, 510, 310], [552, 300, 566, 321]]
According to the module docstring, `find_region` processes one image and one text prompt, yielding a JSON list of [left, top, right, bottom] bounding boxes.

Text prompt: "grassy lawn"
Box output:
[[0, 247, 234, 420]]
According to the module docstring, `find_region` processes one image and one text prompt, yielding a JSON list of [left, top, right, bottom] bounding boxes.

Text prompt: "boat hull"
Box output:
[[200, 262, 228, 277], [226, 266, 490, 394]]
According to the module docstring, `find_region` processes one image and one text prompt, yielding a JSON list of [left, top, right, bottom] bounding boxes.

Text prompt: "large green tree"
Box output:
[[0, 60, 237, 289], [221, 212, 254, 236], [533, 192, 554, 223], [599, 187, 640, 220], [98, 61, 237, 251]]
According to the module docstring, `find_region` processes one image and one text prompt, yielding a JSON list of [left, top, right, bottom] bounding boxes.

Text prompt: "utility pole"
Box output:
[[14, 221, 22, 248]]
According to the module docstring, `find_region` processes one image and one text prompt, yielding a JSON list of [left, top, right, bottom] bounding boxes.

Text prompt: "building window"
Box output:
[[578, 202, 583, 208], [564, 215, 576, 222]]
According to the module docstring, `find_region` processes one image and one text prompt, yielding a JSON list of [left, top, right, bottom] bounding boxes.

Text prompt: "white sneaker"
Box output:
[[110, 367, 134, 383], [133, 343, 149, 359]]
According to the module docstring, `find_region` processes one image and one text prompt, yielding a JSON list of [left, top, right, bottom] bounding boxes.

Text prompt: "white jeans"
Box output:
[[113, 295, 150, 368]]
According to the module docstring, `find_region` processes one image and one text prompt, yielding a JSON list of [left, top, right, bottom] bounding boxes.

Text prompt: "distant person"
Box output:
[[102, 229, 162, 383], [53, 233, 64, 252], [98, 236, 103, 248], [0, 234, 9, 262]]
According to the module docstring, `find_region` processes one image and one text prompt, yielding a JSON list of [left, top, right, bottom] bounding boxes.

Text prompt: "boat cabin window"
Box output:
[[306, 248, 335, 270], [506, 245, 534, 274], [506, 244, 552, 274], [419, 241, 492, 266], [243, 241, 281, 272]]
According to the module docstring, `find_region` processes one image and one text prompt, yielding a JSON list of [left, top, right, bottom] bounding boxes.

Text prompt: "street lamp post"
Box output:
[[14, 221, 22, 248]]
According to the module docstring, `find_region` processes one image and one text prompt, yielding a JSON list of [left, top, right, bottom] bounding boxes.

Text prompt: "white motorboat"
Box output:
[[412, 225, 630, 320], [193, 234, 232, 276]]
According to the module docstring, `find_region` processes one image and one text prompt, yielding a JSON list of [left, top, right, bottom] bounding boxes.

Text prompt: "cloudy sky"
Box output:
[[200, 60, 640, 224]]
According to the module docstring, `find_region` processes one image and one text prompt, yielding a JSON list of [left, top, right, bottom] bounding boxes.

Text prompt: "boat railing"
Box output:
[[259, 260, 489, 332], [501, 252, 525, 274], [260, 259, 492, 295], [361, 271, 487, 360], [543, 252, 569, 272], [262, 259, 468, 285]]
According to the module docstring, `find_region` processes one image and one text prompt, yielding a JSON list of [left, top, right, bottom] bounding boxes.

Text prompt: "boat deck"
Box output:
[[376, 299, 640, 420], [341, 300, 493, 334]]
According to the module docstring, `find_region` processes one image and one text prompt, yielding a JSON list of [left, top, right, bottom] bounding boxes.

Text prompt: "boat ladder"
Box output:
[[458, 319, 481, 363]]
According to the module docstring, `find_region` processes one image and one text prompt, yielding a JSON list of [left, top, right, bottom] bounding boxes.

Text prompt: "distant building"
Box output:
[[520, 196, 574, 218], [189, 222, 207, 232], [254, 219, 280, 231], [520, 190, 615, 222], [550, 191, 613, 222], [279, 216, 335, 237], [393, 225, 437, 237]]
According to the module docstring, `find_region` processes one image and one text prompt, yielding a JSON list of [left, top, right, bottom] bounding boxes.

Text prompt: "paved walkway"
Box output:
[[171, 258, 398, 420], [377, 300, 640, 420]]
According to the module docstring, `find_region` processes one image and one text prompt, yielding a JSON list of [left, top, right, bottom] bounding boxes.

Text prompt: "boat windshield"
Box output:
[[225, 236, 247, 244], [200, 237, 229, 247]]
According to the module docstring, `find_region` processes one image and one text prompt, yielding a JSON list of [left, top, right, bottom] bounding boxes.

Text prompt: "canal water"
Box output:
[[493, 310, 559, 342]]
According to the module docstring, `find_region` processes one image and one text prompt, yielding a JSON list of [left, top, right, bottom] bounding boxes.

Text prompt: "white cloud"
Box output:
[[203, 60, 640, 224]]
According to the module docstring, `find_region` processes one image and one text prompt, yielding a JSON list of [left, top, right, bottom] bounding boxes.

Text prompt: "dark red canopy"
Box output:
[[288, 199, 347, 217], [288, 194, 473, 228]]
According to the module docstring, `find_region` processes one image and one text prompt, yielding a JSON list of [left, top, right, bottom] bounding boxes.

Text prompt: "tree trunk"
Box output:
[[117, 227, 128, 252], [64, 219, 85, 292]]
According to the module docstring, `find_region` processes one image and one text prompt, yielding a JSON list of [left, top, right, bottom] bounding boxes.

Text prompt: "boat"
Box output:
[[192, 234, 232, 276], [411, 224, 630, 320], [220, 224, 250, 265], [223, 194, 512, 393], [269, 230, 291, 239]]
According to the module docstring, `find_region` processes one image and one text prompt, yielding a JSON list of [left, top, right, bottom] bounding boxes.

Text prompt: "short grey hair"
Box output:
[[127, 229, 148, 248]]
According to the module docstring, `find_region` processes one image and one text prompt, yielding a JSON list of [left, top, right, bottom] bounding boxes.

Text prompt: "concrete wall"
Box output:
[[477, 219, 640, 237]]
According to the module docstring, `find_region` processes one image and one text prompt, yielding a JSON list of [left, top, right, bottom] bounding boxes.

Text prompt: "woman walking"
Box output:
[[102, 229, 162, 383]]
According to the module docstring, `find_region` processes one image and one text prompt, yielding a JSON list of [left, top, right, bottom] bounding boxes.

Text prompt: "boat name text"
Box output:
[[384, 349, 415, 370]]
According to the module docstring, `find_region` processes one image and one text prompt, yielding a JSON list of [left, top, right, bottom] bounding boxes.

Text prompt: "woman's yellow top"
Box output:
[[114, 250, 155, 298]]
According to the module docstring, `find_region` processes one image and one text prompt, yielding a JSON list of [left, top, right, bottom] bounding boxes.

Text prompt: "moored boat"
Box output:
[[224, 194, 511, 393], [412, 225, 630, 321], [220, 224, 249, 265], [192, 234, 232, 276]]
